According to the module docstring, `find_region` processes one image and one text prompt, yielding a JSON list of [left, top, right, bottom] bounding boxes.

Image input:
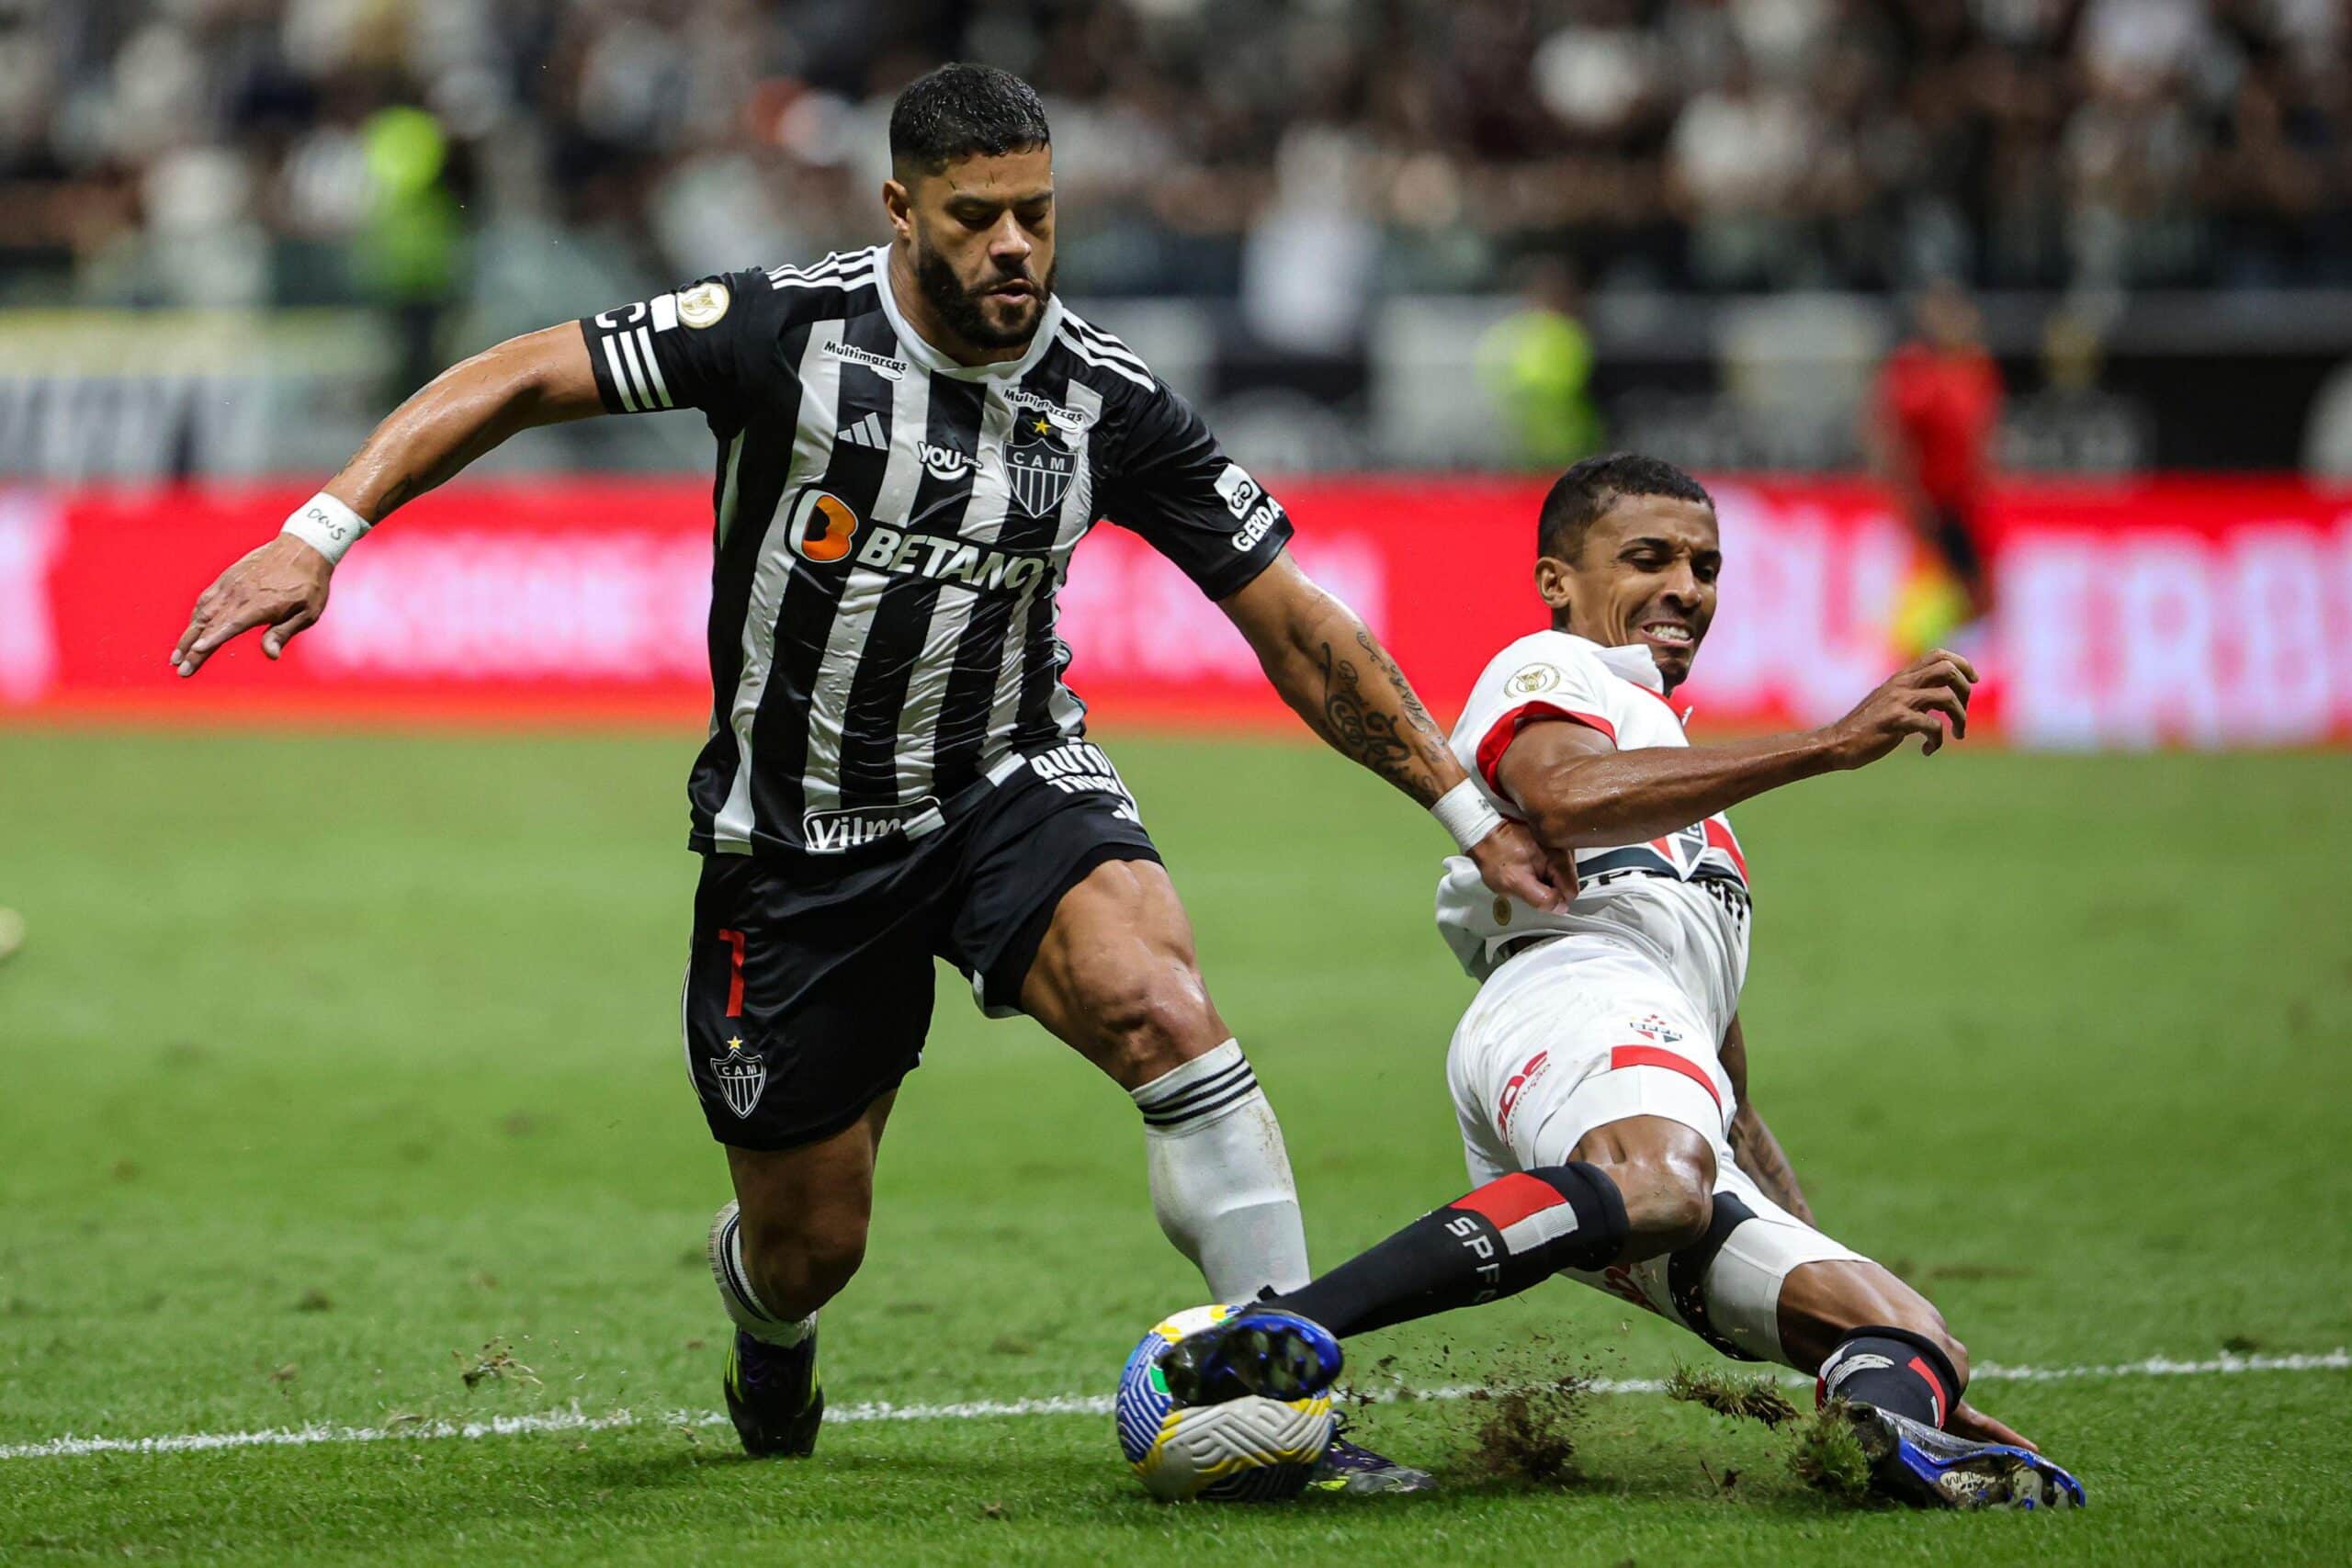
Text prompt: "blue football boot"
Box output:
[[722, 1326, 824, 1458], [1159, 1305, 1342, 1406], [1842, 1402, 2086, 1510]]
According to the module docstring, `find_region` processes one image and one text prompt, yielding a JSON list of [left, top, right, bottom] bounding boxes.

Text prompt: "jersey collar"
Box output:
[[871, 244, 1066, 383], [1557, 632, 1668, 694]]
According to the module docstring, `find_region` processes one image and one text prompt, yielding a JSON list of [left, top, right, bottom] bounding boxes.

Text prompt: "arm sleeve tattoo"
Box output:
[[1315, 626, 1447, 806]]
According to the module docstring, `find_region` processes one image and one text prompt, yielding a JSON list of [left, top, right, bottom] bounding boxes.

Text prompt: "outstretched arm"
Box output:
[[1493, 649, 1977, 852], [172, 324, 604, 676], [1221, 552, 1567, 910], [1718, 1015, 1812, 1224]]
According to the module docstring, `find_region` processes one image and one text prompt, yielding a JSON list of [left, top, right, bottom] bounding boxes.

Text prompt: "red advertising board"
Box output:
[[4, 477, 2349, 747]]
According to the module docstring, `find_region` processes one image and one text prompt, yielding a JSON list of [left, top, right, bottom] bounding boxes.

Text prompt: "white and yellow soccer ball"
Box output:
[[1114, 1303, 1336, 1502]]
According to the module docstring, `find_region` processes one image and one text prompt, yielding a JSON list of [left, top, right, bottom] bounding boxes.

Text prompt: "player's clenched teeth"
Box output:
[[1640, 622, 1693, 645]]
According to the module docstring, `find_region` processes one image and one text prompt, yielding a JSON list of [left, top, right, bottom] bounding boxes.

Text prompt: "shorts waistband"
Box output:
[[1492, 931, 1565, 965]]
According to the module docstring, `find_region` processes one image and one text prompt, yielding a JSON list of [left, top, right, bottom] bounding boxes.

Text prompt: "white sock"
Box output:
[[1130, 1040, 1312, 1299], [707, 1201, 815, 1347]]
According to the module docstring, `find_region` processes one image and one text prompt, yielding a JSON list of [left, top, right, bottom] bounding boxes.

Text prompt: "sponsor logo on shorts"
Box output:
[[709, 1035, 767, 1119], [1496, 1048, 1553, 1136], [802, 796, 941, 854], [1630, 1013, 1683, 1043], [1599, 1263, 1665, 1314], [1026, 740, 1143, 823]]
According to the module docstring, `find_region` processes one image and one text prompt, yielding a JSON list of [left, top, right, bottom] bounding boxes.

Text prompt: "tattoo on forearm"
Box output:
[[1317, 639, 1441, 804], [1353, 626, 1438, 736]]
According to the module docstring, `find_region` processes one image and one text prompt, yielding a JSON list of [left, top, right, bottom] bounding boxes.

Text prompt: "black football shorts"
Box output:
[[680, 742, 1161, 1150]]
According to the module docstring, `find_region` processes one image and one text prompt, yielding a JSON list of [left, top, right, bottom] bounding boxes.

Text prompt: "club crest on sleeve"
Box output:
[[677, 281, 730, 329], [1004, 413, 1078, 516], [710, 1036, 768, 1119], [1507, 663, 1563, 696], [1629, 1013, 1683, 1043]]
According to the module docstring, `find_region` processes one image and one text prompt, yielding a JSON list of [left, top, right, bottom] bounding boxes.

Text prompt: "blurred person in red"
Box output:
[[1866, 278, 2003, 653]]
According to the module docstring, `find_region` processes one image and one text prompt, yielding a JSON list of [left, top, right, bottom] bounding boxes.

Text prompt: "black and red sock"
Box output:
[[1262, 1163, 1628, 1339], [1817, 1326, 1962, 1428]]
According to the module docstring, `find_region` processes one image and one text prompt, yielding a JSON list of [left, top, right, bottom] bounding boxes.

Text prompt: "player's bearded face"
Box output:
[[901, 149, 1058, 353], [913, 237, 1055, 350], [1537, 497, 1720, 690]]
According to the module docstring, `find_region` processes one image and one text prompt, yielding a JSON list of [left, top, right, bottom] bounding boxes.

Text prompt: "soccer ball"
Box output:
[[1114, 1303, 1335, 1502]]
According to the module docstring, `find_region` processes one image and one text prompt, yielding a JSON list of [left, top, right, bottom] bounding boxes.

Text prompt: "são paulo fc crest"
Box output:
[[710, 1036, 768, 1119], [1004, 413, 1077, 516]]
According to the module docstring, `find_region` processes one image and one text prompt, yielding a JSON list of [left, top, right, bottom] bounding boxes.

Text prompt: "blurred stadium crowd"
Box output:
[[3, 0, 2346, 326]]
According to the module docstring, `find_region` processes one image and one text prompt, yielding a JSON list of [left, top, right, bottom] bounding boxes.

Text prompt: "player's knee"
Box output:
[[1084, 959, 1219, 1088], [741, 1209, 868, 1319], [1587, 1155, 1712, 1255], [1639, 1172, 1714, 1254]]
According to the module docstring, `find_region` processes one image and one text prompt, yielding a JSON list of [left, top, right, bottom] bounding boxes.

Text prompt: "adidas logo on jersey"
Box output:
[[839, 412, 888, 450]]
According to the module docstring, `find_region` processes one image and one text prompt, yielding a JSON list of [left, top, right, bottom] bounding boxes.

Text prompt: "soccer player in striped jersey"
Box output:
[[169, 63, 1556, 1486], [1151, 456, 2085, 1511]]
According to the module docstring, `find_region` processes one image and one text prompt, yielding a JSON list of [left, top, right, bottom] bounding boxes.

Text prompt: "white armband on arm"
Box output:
[[279, 492, 371, 566], [1431, 777, 1505, 852]]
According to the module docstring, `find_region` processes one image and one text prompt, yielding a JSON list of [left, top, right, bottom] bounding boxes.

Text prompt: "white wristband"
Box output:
[[1431, 777, 1505, 853], [280, 492, 370, 566]]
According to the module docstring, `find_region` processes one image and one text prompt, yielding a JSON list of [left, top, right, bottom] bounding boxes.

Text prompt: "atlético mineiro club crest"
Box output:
[[710, 1036, 768, 1119], [1004, 413, 1076, 516]]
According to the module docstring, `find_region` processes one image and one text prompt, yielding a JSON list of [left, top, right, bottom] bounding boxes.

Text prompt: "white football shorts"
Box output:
[[1448, 931, 1861, 1364]]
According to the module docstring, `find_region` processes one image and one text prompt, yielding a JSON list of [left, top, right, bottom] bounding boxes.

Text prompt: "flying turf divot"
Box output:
[[2, 1348, 2342, 1464]]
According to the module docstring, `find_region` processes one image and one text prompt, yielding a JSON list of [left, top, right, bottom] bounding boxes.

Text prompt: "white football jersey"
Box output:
[[1434, 630, 1751, 1035]]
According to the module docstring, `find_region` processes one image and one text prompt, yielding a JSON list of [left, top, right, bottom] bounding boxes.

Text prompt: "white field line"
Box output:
[[4, 1348, 2342, 1463]]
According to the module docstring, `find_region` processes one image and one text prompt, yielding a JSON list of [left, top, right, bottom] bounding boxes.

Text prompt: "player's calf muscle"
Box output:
[[724, 1134, 880, 1319]]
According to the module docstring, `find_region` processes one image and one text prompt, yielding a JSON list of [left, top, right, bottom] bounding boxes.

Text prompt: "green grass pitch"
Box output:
[[2, 728, 2348, 1564]]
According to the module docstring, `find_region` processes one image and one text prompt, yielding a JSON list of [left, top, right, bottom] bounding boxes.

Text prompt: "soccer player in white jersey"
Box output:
[[166, 64, 1557, 1487], [1152, 454, 2085, 1510]]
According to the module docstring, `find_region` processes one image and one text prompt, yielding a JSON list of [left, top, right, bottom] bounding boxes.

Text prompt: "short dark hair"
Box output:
[[1537, 453, 1713, 563], [889, 63, 1051, 178]]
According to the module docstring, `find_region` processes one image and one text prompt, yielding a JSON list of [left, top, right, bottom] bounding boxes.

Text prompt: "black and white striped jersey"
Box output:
[[577, 245, 1294, 858]]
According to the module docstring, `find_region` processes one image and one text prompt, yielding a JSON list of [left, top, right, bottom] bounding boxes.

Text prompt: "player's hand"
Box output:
[[171, 535, 334, 677], [1946, 1397, 2037, 1451], [1467, 818, 1571, 913], [1821, 649, 1976, 767]]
